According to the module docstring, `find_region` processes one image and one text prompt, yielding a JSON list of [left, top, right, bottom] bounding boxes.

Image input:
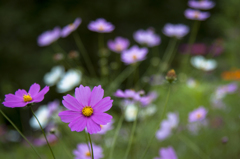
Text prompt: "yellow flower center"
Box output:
[[100, 125, 103, 129], [115, 44, 122, 51], [82, 106, 93, 117], [69, 23, 75, 29], [98, 25, 104, 31], [196, 113, 202, 119], [132, 55, 137, 60], [194, 11, 200, 18], [23, 94, 32, 102], [85, 151, 91, 157]]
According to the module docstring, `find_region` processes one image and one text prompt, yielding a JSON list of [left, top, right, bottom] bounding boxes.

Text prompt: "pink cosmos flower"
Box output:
[[121, 45, 148, 65], [114, 89, 144, 101], [97, 120, 114, 135], [133, 28, 161, 47], [188, 106, 208, 123], [88, 18, 115, 33], [154, 146, 178, 159], [184, 9, 210, 21], [107, 37, 130, 53], [2, 83, 49, 108], [163, 23, 189, 39], [38, 27, 61, 46], [188, 0, 215, 10], [58, 85, 113, 134], [140, 91, 158, 106], [73, 142, 103, 159], [61, 18, 82, 37]]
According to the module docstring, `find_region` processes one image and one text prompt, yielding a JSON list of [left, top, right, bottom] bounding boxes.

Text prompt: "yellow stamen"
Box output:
[[23, 94, 32, 102], [194, 11, 200, 18], [196, 113, 202, 119], [85, 151, 91, 157], [98, 25, 104, 31], [132, 55, 137, 60], [115, 44, 122, 51], [69, 23, 75, 29], [82, 106, 93, 117], [100, 125, 103, 129]]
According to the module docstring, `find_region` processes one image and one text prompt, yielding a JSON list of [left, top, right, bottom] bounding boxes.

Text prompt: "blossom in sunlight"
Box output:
[[189, 106, 208, 123], [114, 89, 144, 101], [34, 134, 57, 146], [191, 55, 217, 71], [184, 9, 210, 21], [188, 0, 215, 10], [58, 85, 113, 134], [61, 18, 82, 37], [124, 104, 138, 122], [163, 23, 189, 39], [37, 27, 61, 46], [133, 28, 161, 47], [97, 120, 114, 135], [73, 143, 103, 159], [44, 65, 65, 86], [88, 18, 114, 33], [121, 45, 148, 64], [107, 37, 130, 53], [56, 69, 82, 93], [2, 83, 49, 108], [154, 146, 178, 159], [140, 91, 158, 106], [221, 69, 240, 81]]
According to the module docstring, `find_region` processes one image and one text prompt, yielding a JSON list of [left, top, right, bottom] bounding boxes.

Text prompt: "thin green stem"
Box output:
[[73, 32, 97, 77], [88, 133, 94, 159], [108, 113, 125, 159], [0, 109, 42, 159], [30, 106, 56, 159], [163, 38, 177, 64], [140, 86, 171, 159], [98, 33, 106, 80], [85, 131, 91, 153]]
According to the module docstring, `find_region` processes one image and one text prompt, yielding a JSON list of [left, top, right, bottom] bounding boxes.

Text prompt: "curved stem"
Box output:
[[88, 133, 94, 159], [30, 106, 56, 159], [140, 86, 171, 159], [0, 109, 42, 159]]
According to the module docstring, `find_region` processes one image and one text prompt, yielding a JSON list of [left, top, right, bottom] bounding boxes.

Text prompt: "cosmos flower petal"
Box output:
[[68, 115, 87, 132], [75, 85, 91, 106], [86, 118, 101, 134], [15, 89, 28, 97], [63, 94, 83, 110], [93, 97, 113, 112], [58, 110, 81, 123], [2, 101, 27, 108], [28, 83, 40, 97], [32, 86, 49, 102], [4, 94, 22, 102], [91, 112, 112, 125], [90, 85, 104, 107]]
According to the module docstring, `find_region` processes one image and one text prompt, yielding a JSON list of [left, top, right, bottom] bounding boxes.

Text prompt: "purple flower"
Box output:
[[140, 91, 158, 106], [133, 28, 161, 47], [188, 106, 208, 123], [58, 85, 113, 134], [163, 23, 189, 39], [61, 18, 82, 37], [97, 120, 114, 135], [184, 9, 210, 21], [114, 89, 143, 101], [121, 45, 148, 65], [2, 83, 49, 108], [73, 143, 103, 159], [37, 27, 61, 46], [154, 146, 178, 159], [88, 18, 115, 33], [188, 0, 215, 10], [107, 37, 130, 53], [33, 134, 57, 146]]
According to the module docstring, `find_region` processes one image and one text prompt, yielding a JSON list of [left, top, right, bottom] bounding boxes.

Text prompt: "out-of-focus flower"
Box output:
[[154, 146, 178, 159], [209, 39, 225, 56], [144, 75, 165, 86], [73, 143, 103, 159], [221, 69, 240, 81], [68, 50, 79, 59], [221, 136, 228, 144], [33, 134, 57, 146], [37, 27, 61, 46], [187, 119, 208, 135], [186, 78, 198, 88], [88, 18, 114, 33], [56, 69, 82, 93], [180, 43, 208, 55], [184, 9, 210, 21], [0, 125, 6, 136], [188, 106, 208, 123], [114, 89, 143, 101], [58, 85, 113, 134], [121, 45, 148, 65], [133, 28, 161, 47], [166, 69, 177, 83], [61, 18, 82, 37], [107, 37, 130, 53], [44, 66, 65, 86], [97, 120, 114, 135], [139, 104, 157, 119], [53, 53, 64, 61], [188, 0, 215, 10], [215, 83, 238, 99], [6, 130, 21, 142], [191, 55, 217, 71], [124, 104, 138, 122], [140, 91, 158, 106], [2, 83, 49, 108], [163, 24, 189, 39]]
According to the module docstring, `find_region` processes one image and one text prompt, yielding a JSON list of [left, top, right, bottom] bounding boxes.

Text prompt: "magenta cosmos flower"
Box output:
[[97, 119, 114, 135], [154, 146, 178, 159], [133, 28, 161, 47], [88, 18, 115, 33], [114, 89, 144, 101], [37, 27, 61, 46], [2, 83, 49, 108], [107, 37, 130, 53], [184, 9, 210, 21], [188, 106, 208, 122], [163, 23, 189, 39], [61, 18, 82, 37], [188, 0, 215, 10], [140, 91, 158, 106], [121, 45, 148, 65], [58, 85, 113, 134], [73, 142, 103, 159]]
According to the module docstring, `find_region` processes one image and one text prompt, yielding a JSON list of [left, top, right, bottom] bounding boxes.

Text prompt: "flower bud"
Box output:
[[166, 69, 177, 83]]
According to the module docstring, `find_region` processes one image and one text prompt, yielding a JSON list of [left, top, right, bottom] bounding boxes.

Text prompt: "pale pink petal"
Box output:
[[32, 86, 49, 102], [28, 83, 40, 97], [90, 85, 104, 107], [15, 89, 28, 97], [75, 85, 91, 106], [62, 94, 82, 111], [86, 118, 101, 134], [91, 112, 112, 125], [93, 97, 113, 112], [68, 115, 87, 132], [58, 110, 81, 123]]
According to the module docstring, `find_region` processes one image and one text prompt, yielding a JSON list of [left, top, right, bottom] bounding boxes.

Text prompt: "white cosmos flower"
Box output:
[[56, 69, 82, 93], [30, 106, 50, 129], [125, 104, 138, 122], [139, 104, 157, 119], [191, 55, 217, 71], [44, 65, 64, 86], [167, 112, 179, 129]]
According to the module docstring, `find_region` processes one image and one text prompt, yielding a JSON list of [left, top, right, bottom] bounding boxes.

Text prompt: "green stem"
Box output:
[[30, 106, 56, 159], [73, 33, 97, 77], [98, 33, 106, 80], [0, 109, 42, 159], [163, 38, 178, 64], [85, 131, 91, 153], [140, 86, 171, 159], [88, 133, 94, 159], [108, 113, 125, 159]]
